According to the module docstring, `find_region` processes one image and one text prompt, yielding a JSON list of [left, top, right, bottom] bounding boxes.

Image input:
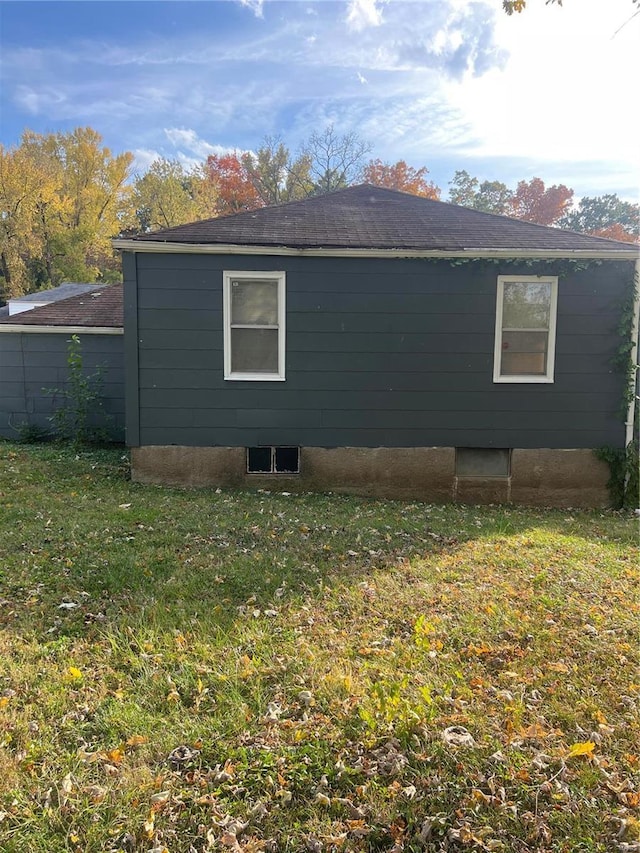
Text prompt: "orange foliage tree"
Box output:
[[203, 153, 263, 216], [363, 159, 440, 199], [508, 177, 573, 226], [588, 223, 638, 243]]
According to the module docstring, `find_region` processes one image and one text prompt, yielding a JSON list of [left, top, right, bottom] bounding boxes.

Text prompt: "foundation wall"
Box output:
[[131, 446, 611, 508]]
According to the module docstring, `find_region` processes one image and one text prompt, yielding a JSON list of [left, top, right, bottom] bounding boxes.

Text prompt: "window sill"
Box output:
[[493, 376, 554, 384], [224, 374, 286, 382]]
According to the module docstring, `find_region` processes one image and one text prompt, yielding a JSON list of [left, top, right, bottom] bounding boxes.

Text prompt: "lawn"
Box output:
[[0, 443, 638, 853]]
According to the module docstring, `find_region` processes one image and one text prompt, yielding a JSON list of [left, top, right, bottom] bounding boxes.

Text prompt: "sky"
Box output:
[[0, 0, 638, 201]]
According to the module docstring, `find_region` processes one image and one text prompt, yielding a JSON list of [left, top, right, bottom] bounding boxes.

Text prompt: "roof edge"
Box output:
[[112, 239, 639, 261], [0, 325, 123, 334]]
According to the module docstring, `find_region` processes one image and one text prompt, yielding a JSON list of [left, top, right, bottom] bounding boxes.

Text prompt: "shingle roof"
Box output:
[[0, 284, 123, 327], [127, 184, 637, 253]]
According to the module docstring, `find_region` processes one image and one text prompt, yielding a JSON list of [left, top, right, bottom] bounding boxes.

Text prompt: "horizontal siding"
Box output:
[[134, 407, 618, 432], [0, 332, 125, 440], [138, 367, 616, 395], [132, 255, 633, 450], [137, 386, 620, 413], [139, 427, 620, 450]]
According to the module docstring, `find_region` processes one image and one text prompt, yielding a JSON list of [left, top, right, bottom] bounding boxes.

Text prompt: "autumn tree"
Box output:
[[24, 128, 133, 284], [448, 170, 512, 215], [508, 177, 573, 226], [202, 152, 263, 216], [0, 142, 57, 298], [241, 137, 313, 206], [301, 125, 372, 195], [560, 194, 639, 243], [362, 159, 440, 199], [133, 158, 205, 232], [503, 0, 560, 14], [0, 127, 133, 297]]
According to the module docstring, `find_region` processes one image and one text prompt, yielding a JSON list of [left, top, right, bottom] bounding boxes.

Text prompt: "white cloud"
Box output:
[[345, 0, 384, 32], [131, 148, 162, 174], [442, 0, 640, 194], [14, 84, 66, 115], [3, 0, 636, 199], [238, 0, 264, 18], [163, 128, 231, 158]]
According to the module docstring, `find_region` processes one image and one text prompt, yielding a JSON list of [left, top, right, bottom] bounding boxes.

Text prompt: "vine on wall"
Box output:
[[431, 257, 639, 508], [596, 268, 639, 508]]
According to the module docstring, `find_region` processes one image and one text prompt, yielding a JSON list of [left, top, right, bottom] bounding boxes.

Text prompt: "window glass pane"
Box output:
[[231, 328, 278, 373], [275, 447, 300, 473], [247, 447, 272, 473], [502, 282, 551, 329], [501, 330, 548, 375], [231, 280, 278, 325]]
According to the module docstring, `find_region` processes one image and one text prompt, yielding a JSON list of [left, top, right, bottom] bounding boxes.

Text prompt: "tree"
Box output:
[[448, 170, 480, 208], [0, 142, 57, 298], [560, 194, 639, 243], [448, 170, 512, 215], [362, 159, 440, 199], [508, 177, 573, 226], [203, 152, 263, 216], [301, 125, 372, 195], [241, 137, 313, 206], [133, 158, 203, 232], [503, 0, 560, 14], [0, 128, 134, 297], [24, 128, 133, 285]]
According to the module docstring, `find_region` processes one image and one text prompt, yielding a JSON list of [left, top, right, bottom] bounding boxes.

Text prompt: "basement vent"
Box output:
[[247, 446, 300, 474], [456, 448, 511, 478]]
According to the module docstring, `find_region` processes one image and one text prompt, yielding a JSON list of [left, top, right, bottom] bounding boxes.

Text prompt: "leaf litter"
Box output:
[[0, 444, 637, 851]]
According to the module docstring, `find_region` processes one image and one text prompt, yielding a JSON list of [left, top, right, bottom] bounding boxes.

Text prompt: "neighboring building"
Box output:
[[105, 184, 634, 506], [0, 285, 124, 440], [5, 282, 106, 316]]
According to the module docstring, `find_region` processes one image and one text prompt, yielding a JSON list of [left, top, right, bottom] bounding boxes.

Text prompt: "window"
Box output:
[[247, 447, 300, 474], [456, 448, 511, 478], [223, 271, 285, 380], [494, 276, 558, 383]]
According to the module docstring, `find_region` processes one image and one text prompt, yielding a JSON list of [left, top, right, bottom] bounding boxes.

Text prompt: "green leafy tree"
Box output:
[[560, 195, 639, 243], [133, 158, 203, 232], [448, 170, 512, 215], [241, 137, 313, 205]]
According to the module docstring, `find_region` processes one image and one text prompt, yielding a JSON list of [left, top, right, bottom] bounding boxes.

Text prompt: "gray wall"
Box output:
[[0, 331, 125, 441], [125, 253, 633, 450]]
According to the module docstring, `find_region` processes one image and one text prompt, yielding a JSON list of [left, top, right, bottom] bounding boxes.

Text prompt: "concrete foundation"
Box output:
[[131, 446, 611, 508], [510, 449, 610, 508]]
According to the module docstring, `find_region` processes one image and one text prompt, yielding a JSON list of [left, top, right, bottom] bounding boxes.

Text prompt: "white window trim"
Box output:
[[223, 270, 286, 381], [493, 275, 558, 384]]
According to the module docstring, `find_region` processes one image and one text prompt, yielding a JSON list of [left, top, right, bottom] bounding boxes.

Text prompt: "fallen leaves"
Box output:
[[567, 740, 596, 758]]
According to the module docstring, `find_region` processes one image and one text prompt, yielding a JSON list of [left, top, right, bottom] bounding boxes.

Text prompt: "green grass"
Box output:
[[0, 442, 638, 852]]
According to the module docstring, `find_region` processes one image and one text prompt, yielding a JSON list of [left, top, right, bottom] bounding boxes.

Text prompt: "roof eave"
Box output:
[[0, 324, 123, 334], [112, 239, 638, 261]]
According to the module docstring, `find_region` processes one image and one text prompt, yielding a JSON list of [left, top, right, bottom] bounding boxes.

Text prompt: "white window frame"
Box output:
[[493, 275, 558, 384], [223, 270, 286, 381]]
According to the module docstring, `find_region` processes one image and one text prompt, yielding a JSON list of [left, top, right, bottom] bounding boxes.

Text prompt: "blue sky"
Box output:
[[1, 0, 638, 200]]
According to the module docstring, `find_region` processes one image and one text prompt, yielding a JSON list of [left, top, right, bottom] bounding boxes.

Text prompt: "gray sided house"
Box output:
[[114, 185, 639, 507], [0, 285, 125, 441]]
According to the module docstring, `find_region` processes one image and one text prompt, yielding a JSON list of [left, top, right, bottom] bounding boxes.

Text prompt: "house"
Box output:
[[113, 185, 639, 507], [0, 285, 125, 440], [3, 282, 106, 317]]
